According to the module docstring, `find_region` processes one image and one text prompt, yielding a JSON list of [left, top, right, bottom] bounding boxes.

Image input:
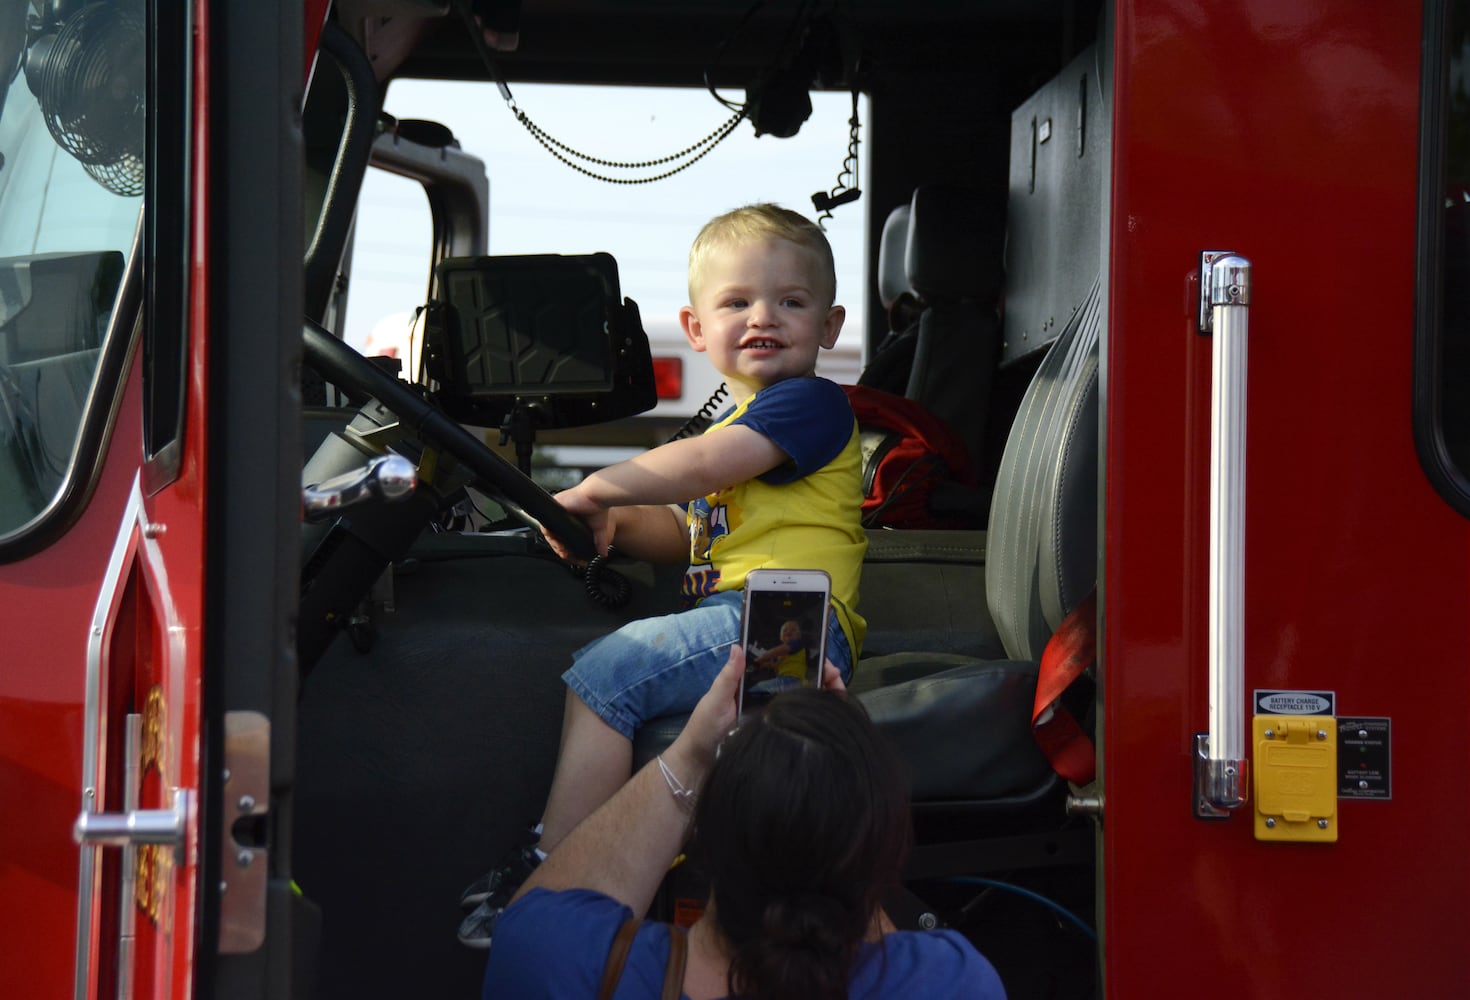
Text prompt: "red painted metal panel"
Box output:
[[141, 0, 214, 991], [1104, 1, 1470, 995], [0, 0, 212, 991], [0, 371, 141, 995], [303, 0, 331, 84]]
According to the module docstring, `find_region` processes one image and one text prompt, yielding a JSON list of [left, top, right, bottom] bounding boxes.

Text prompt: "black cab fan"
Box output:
[[24, 0, 145, 196]]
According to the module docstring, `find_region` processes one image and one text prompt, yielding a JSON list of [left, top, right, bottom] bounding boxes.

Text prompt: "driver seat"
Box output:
[[634, 275, 1100, 826]]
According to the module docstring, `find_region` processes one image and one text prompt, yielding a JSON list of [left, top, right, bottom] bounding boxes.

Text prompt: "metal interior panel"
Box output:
[[1003, 43, 1107, 366]]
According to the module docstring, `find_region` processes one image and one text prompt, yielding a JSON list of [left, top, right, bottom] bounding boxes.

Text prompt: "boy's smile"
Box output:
[[679, 237, 845, 401]]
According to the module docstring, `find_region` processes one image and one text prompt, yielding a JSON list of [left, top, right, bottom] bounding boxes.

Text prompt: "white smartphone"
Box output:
[[738, 568, 832, 718]]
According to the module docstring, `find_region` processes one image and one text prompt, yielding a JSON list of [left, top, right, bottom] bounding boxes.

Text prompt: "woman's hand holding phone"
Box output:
[[671, 646, 845, 782], [819, 658, 847, 693], [666, 644, 746, 779]]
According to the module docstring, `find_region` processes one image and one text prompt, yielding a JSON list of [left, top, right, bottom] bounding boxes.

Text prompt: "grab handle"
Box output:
[[1194, 252, 1252, 817]]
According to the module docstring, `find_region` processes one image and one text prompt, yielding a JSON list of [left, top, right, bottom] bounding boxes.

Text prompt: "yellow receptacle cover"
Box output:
[[1253, 715, 1337, 843]]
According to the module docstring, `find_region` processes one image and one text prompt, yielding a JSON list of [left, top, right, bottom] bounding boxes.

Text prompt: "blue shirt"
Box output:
[[484, 887, 1007, 1000]]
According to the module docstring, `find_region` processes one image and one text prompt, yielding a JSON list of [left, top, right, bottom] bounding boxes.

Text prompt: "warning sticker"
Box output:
[[1253, 689, 1335, 716]]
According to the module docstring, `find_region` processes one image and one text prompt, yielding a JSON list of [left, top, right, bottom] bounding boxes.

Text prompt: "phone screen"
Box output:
[[740, 570, 831, 715]]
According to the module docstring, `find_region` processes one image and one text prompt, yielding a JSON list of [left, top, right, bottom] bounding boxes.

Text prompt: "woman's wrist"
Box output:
[[658, 741, 712, 797], [659, 643, 743, 797], [656, 754, 698, 810]]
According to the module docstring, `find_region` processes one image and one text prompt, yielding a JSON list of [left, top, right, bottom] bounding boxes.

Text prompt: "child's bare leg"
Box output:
[[537, 688, 633, 853]]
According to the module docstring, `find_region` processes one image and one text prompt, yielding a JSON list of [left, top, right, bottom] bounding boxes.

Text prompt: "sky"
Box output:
[[342, 79, 870, 408]]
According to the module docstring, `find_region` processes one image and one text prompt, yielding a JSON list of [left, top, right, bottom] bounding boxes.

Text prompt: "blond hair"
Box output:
[[687, 204, 837, 306]]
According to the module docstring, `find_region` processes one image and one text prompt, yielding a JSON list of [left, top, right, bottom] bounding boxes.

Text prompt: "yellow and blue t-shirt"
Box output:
[[680, 376, 868, 657]]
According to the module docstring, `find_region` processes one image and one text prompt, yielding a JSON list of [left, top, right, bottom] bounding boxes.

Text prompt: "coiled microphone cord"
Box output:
[[580, 546, 632, 609]]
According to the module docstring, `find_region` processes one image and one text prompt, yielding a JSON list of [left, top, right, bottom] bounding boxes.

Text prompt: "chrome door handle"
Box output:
[[74, 787, 191, 848]]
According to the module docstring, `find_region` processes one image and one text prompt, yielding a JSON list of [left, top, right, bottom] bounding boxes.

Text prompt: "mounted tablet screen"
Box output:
[[425, 252, 655, 429]]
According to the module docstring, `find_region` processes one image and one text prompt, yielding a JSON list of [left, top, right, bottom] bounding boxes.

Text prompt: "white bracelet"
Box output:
[[656, 755, 697, 809]]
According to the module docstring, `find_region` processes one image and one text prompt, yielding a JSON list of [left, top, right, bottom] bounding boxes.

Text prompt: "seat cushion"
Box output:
[[855, 654, 1051, 801], [635, 652, 1051, 806]]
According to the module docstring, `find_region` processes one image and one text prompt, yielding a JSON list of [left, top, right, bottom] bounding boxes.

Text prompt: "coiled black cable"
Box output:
[[665, 382, 731, 442], [813, 87, 863, 228], [580, 546, 632, 609]]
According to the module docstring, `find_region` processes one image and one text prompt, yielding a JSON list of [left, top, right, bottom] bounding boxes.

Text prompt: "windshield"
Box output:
[[0, 0, 142, 538]]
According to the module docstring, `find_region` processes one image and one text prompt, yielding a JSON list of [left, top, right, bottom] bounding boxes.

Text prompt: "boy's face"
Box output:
[[679, 237, 844, 400]]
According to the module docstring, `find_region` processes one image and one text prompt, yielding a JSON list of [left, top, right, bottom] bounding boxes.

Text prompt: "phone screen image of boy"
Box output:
[[744, 591, 827, 694]]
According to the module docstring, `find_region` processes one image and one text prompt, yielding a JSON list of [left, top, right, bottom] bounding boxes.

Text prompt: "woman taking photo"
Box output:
[[482, 646, 1005, 999]]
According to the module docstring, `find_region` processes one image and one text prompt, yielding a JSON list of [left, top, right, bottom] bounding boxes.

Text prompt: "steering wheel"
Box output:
[[302, 320, 598, 563]]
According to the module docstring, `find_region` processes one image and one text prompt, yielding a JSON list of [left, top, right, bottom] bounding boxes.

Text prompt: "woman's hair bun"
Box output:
[[761, 892, 854, 953]]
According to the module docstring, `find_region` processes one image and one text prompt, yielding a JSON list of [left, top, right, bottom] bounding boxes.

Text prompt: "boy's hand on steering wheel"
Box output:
[[546, 486, 613, 560]]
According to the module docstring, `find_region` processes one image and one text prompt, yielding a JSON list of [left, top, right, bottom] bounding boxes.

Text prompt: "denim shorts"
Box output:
[[563, 589, 854, 740]]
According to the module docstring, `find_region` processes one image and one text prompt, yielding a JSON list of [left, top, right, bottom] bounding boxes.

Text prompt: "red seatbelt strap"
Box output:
[[1031, 589, 1097, 785]]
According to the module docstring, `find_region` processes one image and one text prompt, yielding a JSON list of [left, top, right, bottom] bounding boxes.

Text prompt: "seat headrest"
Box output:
[[905, 184, 1005, 305], [878, 204, 912, 309]]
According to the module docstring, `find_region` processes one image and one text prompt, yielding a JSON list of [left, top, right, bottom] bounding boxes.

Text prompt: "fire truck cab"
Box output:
[[1, 0, 1467, 997]]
